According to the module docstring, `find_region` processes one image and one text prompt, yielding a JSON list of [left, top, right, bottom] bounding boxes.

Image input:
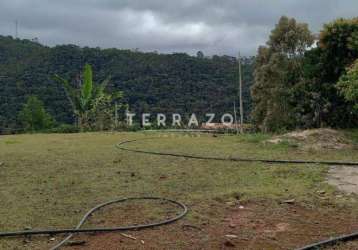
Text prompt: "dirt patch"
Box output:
[[328, 166, 358, 195], [59, 200, 358, 250], [267, 128, 353, 150], [219, 202, 358, 250]]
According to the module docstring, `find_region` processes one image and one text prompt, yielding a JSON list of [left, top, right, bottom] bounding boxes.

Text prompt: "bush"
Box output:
[[49, 124, 80, 133]]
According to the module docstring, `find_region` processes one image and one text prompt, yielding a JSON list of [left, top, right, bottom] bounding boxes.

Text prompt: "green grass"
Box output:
[[345, 129, 358, 145], [132, 132, 358, 161], [0, 132, 357, 249]]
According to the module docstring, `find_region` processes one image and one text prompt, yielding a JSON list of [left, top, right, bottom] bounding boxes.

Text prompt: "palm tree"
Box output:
[[54, 64, 123, 130]]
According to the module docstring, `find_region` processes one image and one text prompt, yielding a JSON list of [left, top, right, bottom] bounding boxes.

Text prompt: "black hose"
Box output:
[[116, 138, 358, 166], [295, 232, 358, 250], [116, 137, 358, 249], [0, 197, 188, 250]]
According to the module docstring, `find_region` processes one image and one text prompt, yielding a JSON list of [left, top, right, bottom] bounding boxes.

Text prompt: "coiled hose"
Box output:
[[0, 197, 188, 249]]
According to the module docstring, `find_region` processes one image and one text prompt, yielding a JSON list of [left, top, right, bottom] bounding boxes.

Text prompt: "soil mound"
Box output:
[[267, 128, 352, 150]]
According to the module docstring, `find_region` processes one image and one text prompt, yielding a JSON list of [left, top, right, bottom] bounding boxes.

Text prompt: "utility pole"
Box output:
[[233, 100, 239, 135], [238, 52, 244, 134], [114, 102, 119, 129], [15, 20, 18, 38]]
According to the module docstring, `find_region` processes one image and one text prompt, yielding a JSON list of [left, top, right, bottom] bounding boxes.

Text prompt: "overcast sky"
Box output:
[[0, 0, 357, 56]]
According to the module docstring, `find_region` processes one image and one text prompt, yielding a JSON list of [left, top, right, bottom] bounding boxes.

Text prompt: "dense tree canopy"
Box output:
[[296, 18, 358, 128], [252, 16, 358, 131]]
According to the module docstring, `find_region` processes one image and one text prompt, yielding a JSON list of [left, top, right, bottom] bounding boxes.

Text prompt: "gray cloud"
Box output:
[[0, 0, 357, 56]]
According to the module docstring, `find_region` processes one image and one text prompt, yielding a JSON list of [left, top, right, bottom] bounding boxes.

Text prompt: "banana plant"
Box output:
[[54, 64, 121, 130]]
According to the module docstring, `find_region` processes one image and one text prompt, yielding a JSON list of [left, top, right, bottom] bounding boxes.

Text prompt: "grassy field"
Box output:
[[0, 131, 358, 249]]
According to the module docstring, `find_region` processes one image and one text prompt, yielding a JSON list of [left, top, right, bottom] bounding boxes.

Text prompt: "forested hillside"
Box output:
[[0, 36, 254, 130]]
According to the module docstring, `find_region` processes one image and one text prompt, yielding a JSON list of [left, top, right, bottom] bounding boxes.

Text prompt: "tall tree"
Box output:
[[18, 95, 54, 131], [251, 16, 314, 131]]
